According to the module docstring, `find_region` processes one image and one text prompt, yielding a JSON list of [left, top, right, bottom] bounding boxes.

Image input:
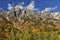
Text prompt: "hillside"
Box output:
[[0, 7, 60, 40], [2, 7, 60, 31]]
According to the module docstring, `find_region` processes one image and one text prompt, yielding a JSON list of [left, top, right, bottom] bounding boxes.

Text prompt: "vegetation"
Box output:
[[0, 10, 60, 40]]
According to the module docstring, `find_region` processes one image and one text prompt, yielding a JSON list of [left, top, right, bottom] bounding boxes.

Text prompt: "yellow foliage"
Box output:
[[57, 35, 60, 40], [32, 28, 39, 33]]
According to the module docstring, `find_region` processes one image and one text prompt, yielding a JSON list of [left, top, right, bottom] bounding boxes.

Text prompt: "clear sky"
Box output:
[[0, 0, 60, 12]]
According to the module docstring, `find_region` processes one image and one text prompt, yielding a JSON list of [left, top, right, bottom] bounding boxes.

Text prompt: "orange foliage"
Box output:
[[5, 23, 12, 27], [3, 32, 10, 38]]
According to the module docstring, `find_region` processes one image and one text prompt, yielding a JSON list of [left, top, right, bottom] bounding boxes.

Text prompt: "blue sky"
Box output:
[[0, 0, 60, 12]]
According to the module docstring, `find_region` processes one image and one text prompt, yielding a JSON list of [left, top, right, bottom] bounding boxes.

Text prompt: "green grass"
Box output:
[[0, 27, 60, 40]]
